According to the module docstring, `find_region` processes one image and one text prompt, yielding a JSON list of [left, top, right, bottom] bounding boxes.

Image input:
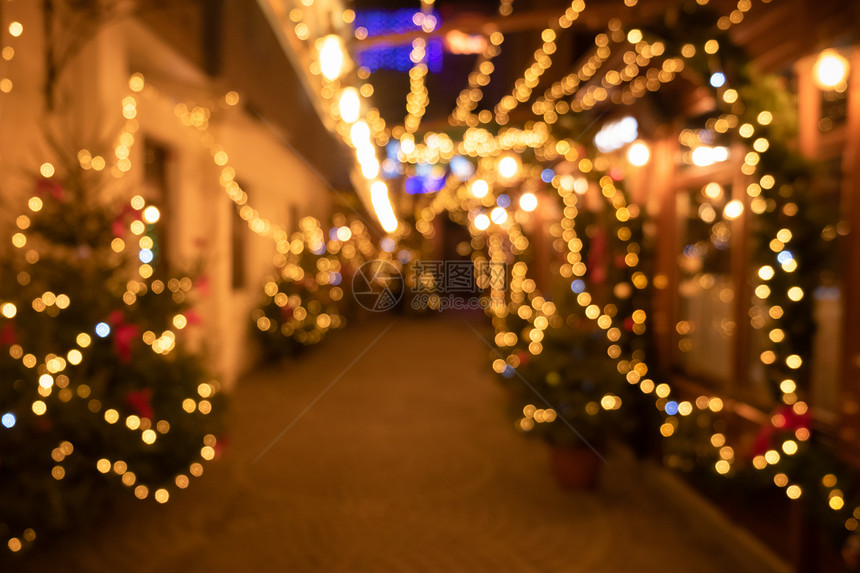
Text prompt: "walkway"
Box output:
[[23, 315, 782, 572]]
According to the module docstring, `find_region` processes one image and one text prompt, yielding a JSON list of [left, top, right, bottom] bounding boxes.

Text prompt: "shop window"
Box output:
[[673, 183, 735, 388], [809, 156, 846, 420]]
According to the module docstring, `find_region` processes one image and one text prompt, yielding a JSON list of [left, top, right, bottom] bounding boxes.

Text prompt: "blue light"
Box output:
[[541, 169, 555, 183], [386, 140, 401, 159], [95, 322, 111, 338], [425, 176, 446, 193], [415, 163, 433, 178], [138, 248, 153, 264], [1, 413, 15, 428], [406, 176, 440, 195], [777, 250, 794, 264], [571, 279, 585, 294], [665, 401, 679, 416], [329, 228, 339, 241], [450, 156, 475, 180], [382, 158, 400, 179], [502, 365, 515, 378], [380, 238, 396, 253], [357, 39, 444, 73], [354, 8, 441, 37], [398, 249, 413, 264], [710, 72, 726, 88], [405, 166, 446, 195], [404, 176, 425, 195], [329, 272, 342, 286], [496, 194, 511, 208]]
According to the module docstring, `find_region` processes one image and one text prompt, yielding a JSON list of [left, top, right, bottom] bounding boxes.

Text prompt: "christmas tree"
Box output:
[[0, 140, 222, 556], [253, 215, 361, 357]]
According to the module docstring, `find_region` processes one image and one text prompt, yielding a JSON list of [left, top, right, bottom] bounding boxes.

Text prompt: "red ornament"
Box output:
[[35, 179, 65, 201], [587, 230, 608, 285], [125, 388, 154, 420], [0, 322, 16, 346], [516, 350, 531, 367], [214, 434, 228, 460], [112, 204, 142, 237], [108, 310, 138, 363], [750, 404, 811, 457], [195, 275, 211, 298], [112, 219, 126, 238]]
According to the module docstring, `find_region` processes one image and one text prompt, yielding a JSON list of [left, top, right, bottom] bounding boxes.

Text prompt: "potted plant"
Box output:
[[508, 317, 636, 489]]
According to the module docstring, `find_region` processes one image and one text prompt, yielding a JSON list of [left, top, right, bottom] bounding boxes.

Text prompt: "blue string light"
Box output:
[[95, 322, 111, 338]]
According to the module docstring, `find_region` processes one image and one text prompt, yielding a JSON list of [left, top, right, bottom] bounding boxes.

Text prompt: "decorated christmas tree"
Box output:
[[0, 141, 222, 557], [253, 215, 362, 357]]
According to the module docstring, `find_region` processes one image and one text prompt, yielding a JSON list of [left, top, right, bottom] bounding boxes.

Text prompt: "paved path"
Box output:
[[23, 315, 780, 572]]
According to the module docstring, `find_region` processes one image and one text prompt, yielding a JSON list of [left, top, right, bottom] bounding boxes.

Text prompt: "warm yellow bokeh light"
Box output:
[[813, 50, 849, 89]]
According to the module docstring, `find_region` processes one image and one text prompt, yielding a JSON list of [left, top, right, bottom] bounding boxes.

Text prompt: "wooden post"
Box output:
[[652, 133, 679, 372], [731, 143, 751, 398], [839, 48, 860, 447]]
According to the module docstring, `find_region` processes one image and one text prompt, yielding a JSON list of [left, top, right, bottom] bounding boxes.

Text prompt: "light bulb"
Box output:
[[338, 87, 360, 123], [723, 199, 744, 220], [813, 50, 849, 90], [627, 141, 650, 166], [519, 192, 538, 212], [350, 121, 371, 146], [498, 156, 519, 179], [474, 213, 490, 230], [470, 179, 489, 198], [319, 35, 346, 81]]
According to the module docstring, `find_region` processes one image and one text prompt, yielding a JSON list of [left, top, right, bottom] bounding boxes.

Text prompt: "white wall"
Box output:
[[0, 5, 333, 389]]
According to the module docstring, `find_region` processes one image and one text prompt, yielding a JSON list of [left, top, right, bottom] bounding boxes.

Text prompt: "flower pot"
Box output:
[[549, 445, 601, 490]]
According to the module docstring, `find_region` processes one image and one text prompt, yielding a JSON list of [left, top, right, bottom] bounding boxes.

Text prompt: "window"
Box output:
[[231, 183, 248, 290], [143, 138, 172, 271], [231, 208, 247, 290]]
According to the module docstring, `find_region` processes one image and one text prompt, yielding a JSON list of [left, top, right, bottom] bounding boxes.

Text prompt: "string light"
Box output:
[[338, 87, 361, 123], [813, 49, 850, 90], [498, 155, 520, 180], [370, 181, 398, 233], [318, 34, 347, 81], [494, 0, 586, 123], [626, 141, 650, 166], [7, 0, 854, 554], [519, 192, 538, 212]]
